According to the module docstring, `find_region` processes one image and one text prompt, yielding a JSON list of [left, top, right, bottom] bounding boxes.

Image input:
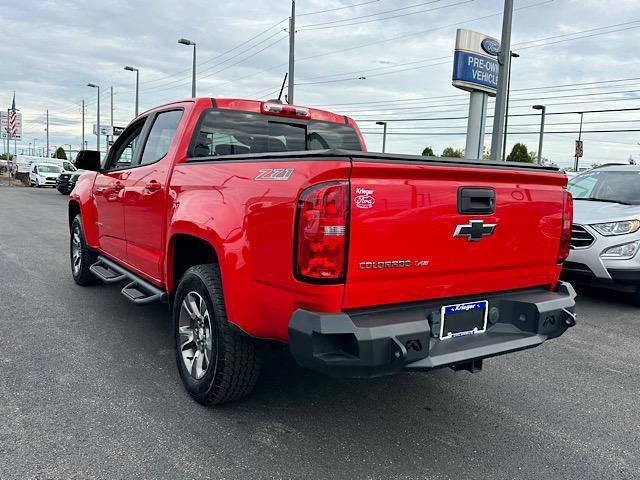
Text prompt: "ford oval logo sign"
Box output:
[[481, 38, 500, 56]]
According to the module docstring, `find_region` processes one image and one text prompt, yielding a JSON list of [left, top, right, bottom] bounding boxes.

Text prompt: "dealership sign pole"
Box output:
[[452, 29, 500, 160]]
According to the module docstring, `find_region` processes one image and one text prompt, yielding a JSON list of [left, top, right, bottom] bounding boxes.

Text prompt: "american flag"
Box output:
[[9, 93, 17, 138]]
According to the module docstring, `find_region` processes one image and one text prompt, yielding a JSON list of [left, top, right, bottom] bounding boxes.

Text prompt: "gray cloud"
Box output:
[[2, 0, 640, 165]]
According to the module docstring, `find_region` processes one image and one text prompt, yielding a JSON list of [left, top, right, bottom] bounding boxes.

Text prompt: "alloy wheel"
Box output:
[[178, 291, 214, 380], [71, 225, 82, 275]]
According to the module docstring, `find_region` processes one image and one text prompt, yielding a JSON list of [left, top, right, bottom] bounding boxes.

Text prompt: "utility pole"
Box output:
[[110, 86, 114, 152], [287, 0, 296, 104], [574, 112, 584, 172], [46, 110, 50, 158], [81, 100, 85, 150], [490, 0, 514, 161]]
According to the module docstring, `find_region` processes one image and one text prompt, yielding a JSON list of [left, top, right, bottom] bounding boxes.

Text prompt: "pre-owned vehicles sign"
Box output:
[[452, 29, 500, 96]]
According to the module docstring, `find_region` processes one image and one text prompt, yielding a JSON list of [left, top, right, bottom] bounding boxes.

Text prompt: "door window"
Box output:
[[106, 120, 145, 170], [139, 110, 183, 166], [63, 161, 76, 171]]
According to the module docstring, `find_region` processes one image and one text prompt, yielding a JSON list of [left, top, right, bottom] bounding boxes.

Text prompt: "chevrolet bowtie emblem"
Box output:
[[453, 220, 496, 242]]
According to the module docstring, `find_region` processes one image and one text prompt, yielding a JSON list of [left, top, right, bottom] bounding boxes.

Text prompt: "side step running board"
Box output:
[[90, 256, 167, 305]]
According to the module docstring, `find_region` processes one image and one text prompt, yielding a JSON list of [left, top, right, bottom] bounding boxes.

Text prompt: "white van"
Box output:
[[29, 163, 63, 187]]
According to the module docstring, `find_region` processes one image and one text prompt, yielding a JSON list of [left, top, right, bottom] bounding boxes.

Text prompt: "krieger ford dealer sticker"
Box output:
[[354, 187, 375, 209]]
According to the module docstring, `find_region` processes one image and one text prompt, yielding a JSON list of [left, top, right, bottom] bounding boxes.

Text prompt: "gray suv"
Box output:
[[562, 165, 640, 302]]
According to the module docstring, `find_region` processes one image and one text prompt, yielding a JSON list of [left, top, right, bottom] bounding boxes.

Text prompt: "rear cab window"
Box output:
[[190, 109, 362, 158]]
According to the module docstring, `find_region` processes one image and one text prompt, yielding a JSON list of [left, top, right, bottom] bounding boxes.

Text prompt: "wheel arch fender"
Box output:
[[165, 221, 225, 295]]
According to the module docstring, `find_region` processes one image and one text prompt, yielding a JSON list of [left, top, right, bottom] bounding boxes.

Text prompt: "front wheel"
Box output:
[[173, 264, 262, 405], [70, 215, 100, 286]]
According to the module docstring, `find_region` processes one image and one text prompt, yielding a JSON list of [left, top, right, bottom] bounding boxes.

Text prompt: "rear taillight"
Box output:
[[295, 182, 348, 282], [558, 189, 573, 263]]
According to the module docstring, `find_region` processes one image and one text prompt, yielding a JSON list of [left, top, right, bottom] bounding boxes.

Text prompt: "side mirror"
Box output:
[[75, 150, 101, 172]]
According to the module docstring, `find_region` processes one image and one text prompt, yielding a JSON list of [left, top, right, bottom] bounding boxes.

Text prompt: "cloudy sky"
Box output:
[[2, 0, 640, 167]]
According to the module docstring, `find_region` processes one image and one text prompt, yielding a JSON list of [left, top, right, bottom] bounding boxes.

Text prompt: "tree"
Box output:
[[506, 143, 533, 163], [53, 147, 67, 160], [421, 146, 434, 157], [441, 147, 464, 158]]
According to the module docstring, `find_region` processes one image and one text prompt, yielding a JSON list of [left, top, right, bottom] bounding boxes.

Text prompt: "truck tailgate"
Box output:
[[344, 160, 567, 309]]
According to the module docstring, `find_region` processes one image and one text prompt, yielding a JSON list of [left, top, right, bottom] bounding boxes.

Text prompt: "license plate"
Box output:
[[439, 300, 488, 340]]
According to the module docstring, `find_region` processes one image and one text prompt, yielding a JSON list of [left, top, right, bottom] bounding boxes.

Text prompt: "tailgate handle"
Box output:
[[458, 188, 495, 214]]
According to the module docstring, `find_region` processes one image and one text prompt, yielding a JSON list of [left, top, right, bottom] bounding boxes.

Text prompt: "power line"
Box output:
[[354, 106, 640, 122], [138, 18, 288, 88], [297, 0, 383, 17], [299, 0, 466, 31], [360, 128, 640, 135], [310, 76, 640, 108]]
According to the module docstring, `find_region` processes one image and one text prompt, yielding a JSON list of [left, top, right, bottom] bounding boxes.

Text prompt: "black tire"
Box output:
[[70, 214, 100, 286], [173, 264, 261, 405]]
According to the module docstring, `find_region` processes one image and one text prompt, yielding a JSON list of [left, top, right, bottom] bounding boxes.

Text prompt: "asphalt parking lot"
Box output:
[[0, 186, 639, 480]]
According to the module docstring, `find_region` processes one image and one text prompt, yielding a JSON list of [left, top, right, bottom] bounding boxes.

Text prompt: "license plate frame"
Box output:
[[439, 300, 488, 340]]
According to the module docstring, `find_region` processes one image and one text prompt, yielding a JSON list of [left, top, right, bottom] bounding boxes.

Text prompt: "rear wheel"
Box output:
[[70, 215, 100, 286], [173, 264, 261, 405]]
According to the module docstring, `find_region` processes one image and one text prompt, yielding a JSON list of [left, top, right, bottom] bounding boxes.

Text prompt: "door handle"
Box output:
[[113, 181, 125, 191], [458, 187, 495, 215], [144, 180, 162, 192]]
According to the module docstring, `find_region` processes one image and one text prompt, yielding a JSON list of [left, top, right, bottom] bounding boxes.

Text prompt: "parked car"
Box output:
[[57, 170, 86, 194], [29, 163, 62, 187], [68, 97, 576, 405], [562, 165, 640, 301]]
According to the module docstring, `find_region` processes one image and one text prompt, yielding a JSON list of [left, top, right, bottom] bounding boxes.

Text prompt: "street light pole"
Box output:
[[376, 121, 388, 153], [87, 83, 100, 152], [46, 109, 50, 157], [490, 0, 514, 161], [81, 99, 85, 150], [502, 51, 520, 160], [288, 0, 296, 104], [124, 66, 140, 116], [109, 86, 114, 152], [532, 105, 546, 165], [178, 38, 197, 97]]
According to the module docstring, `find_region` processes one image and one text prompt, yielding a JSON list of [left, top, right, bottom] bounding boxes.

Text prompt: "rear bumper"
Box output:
[[288, 282, 577, 378]]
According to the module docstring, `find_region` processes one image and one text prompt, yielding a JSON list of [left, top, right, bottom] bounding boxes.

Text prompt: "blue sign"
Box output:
[[452, 51, 499, 95], [481, 38, 500, 56]]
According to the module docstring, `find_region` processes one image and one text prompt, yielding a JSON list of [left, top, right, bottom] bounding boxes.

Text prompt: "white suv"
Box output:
[[29, 163, 62, 187], [562, 165, 640, 302]]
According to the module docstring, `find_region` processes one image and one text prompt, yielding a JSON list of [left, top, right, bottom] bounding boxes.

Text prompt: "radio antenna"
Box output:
[[278, 73, 288, 102]]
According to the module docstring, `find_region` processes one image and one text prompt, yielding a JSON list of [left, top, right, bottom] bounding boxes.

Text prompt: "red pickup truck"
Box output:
[[69, 97, 576, 405]]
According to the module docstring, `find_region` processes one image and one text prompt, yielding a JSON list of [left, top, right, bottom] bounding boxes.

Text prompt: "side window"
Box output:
[[139, 110, 183, 166], [32, 166, 37, 173], [106, 120, 145, 170], [63, 161, 76, 171]]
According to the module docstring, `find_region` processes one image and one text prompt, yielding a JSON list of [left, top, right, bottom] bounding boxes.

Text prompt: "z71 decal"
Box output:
[[255, 168, 294, 181]]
